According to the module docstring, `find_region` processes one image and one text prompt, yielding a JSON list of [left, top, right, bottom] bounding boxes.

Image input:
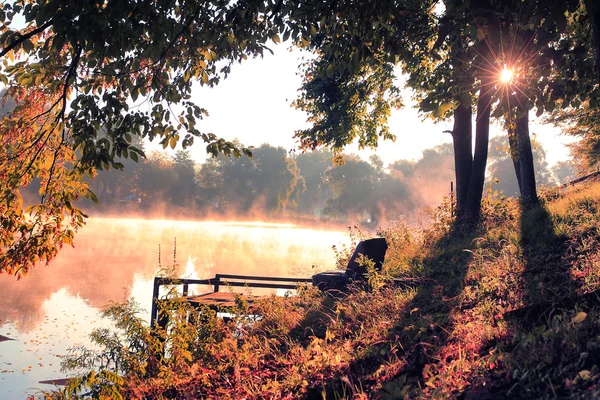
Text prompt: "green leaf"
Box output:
[[22, 39, 33, 53], [326, 64, 334, 78]]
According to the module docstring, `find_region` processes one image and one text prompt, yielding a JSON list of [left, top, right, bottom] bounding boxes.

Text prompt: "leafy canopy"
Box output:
[[0, 0, 270, 276], [2, 0, 599, 276]]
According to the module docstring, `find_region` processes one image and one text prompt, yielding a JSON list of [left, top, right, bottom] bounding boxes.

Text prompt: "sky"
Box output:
[[149, 43, 576, 168]]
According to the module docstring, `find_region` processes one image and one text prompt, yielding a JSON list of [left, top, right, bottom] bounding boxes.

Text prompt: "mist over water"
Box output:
[[0, 217, 350, 398]]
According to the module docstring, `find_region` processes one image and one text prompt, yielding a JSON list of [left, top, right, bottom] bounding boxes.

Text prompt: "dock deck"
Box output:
[[150, 274, 313, 326], [186, 291, 262, 308]]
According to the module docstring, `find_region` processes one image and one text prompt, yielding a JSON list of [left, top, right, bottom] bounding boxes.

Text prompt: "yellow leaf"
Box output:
[[572, 311, 587, 324], [20, 75, 33, 86], [272, 34, 280, 43], [434, 102, 453, 118], [577, 370, 591, 380]]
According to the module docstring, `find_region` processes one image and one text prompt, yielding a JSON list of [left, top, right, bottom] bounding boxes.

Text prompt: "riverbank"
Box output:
[[47, 180, 600, 399]]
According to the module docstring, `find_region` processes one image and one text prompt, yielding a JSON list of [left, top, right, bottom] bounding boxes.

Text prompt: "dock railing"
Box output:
[[150, 274, 313, 327]]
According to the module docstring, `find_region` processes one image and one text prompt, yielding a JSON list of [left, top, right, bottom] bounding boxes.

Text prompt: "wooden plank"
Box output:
[[216, 274, 312, 283], [187, 292, 265, 308], [218, 281, 304, 290]]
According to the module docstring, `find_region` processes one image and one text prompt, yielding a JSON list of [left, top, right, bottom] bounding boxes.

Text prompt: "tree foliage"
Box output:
[[292, 0, 600, 218], [197, 143, 305, 213], [546, 101, 600, 172], [295, 149, 334, 214], [487, 135, 556, 197], [3, 0, 600, 275], [291, 0, 433, 152], [0, 0, 260, 275]]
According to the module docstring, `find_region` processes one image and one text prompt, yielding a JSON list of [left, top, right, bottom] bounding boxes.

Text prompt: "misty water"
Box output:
[[0, 217, 350, 398]]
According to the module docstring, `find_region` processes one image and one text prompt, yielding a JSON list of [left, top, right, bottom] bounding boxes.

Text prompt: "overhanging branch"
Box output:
[[0, 20, 52, 58]]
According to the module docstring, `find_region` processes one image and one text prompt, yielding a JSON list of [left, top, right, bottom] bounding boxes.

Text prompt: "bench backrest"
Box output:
[[345, 237, 388, 278]]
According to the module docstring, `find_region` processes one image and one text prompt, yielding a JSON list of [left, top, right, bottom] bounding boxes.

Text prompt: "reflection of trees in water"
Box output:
[[0, 219, 345, 332]]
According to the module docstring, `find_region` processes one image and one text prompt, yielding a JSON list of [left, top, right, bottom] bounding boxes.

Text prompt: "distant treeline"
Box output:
[[74, 139, 576, 225]]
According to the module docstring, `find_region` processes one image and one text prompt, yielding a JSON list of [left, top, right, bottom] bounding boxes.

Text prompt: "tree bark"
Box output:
[[507, 127, 522, 194], [451, 102, 473, 216], [516, 109, 538, 205], [586, 0, 600, 84], [465, 80, 492, 218]]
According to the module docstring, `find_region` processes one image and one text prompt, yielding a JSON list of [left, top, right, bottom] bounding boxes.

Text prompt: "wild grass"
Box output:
[[43, 180, 600, 399]]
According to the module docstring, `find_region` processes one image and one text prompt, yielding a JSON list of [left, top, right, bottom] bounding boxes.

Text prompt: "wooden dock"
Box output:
[[150, 274, 313, 326]]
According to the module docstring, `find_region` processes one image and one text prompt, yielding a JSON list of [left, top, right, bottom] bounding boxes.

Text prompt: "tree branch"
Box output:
[[99, 7, 202, 78], [7, 47, 82, 193], [0, 20, 52, 58]]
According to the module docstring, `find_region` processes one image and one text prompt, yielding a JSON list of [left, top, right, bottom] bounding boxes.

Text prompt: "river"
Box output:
[[0, 217, 350, 398]]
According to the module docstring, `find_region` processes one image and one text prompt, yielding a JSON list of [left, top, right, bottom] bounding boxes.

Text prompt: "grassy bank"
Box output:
[[46, 180, 600, 399]]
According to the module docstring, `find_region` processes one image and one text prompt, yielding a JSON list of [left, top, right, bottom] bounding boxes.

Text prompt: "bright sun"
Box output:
[[500, 66, 514, 83]]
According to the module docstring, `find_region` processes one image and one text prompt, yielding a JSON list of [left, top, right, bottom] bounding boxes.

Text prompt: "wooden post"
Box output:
[[450, 181, 455, 217], [213, 275, 221, 293], [150, 277, 161, 327]]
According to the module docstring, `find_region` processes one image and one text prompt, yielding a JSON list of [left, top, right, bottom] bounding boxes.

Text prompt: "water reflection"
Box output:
[[0, 218, 348, 397], [1, 218, 347, 331]]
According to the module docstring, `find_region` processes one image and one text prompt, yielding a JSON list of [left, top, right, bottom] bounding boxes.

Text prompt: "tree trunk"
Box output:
[[451, 102, 473, 216], [465, 80, 492, 218], [507, 127, 522, 194], [516, 109, 538, 205], [586, 0, 600, 83]]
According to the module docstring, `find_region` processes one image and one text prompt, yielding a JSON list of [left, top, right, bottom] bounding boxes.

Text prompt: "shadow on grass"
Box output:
[[505, 202, 579, 327], [521, 203, 576, 301], [303, 219, 483, 399], [297, 200, 592, 398]]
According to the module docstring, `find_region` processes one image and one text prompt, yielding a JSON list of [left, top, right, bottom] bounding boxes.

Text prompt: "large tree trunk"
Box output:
[[586, 0, 600, 83], [465, 80, 493, 218], [516, 109, 538, 205], [507, 127, 522, 194], [451, 102, 473, 216]]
